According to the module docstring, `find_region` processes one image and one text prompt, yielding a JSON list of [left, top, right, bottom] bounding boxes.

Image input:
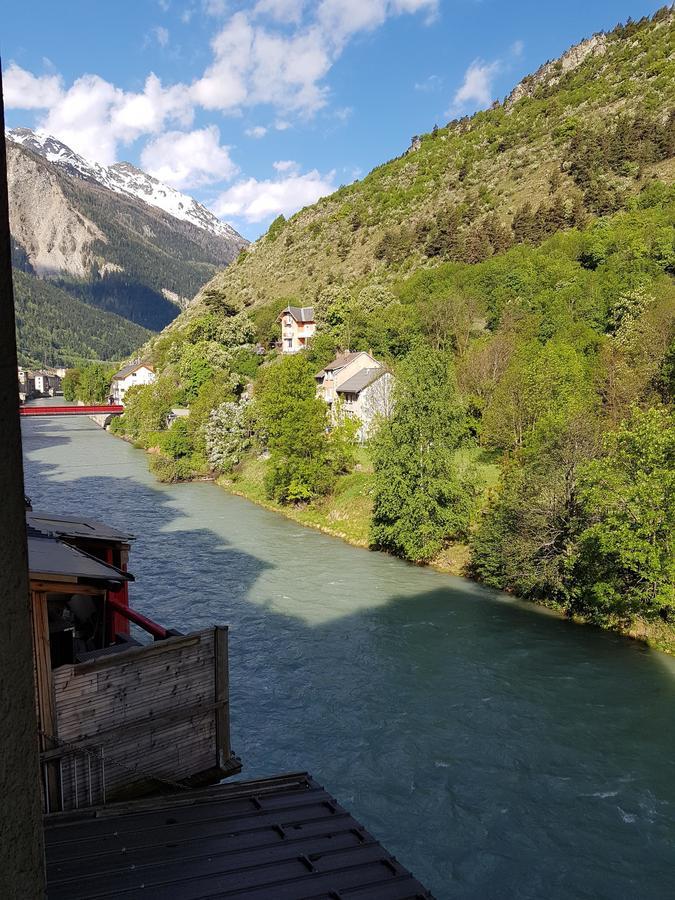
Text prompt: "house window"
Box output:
[[285, 339, 293, 348]]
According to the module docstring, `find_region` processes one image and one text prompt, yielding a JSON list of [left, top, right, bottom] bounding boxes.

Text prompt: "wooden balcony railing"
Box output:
[[44, 627, 240, 812]]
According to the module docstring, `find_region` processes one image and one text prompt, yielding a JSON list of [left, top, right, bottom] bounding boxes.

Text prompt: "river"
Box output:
[[21, 408, 675, 899]]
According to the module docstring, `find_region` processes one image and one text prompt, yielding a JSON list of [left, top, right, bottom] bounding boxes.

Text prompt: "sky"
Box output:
[[2, 0, 666, 240]]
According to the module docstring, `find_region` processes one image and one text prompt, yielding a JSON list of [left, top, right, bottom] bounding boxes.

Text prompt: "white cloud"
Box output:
[[414, 73, 441, 92], [447, 59, 499, 116], [245, 125, 268, 138], [3, 64, 63, 109], [33, 72, 193, 164], [254, 0, 305, 24], [213, 167, 336, 223], [272, 159, 299, 172], [202, 0, 228, 14], [154, 26, 170, 47], [141, 125, 238, 189], [511, 39, 524, 58], [4, 0, 439, 167]]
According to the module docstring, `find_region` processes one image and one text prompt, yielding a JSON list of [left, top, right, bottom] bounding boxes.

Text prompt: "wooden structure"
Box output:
[[27, 512, 240, 813], [45, 773, 433, 899]]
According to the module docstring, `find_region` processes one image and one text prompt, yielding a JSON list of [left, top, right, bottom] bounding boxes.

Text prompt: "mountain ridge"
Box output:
[[6, 127, 240, 241]]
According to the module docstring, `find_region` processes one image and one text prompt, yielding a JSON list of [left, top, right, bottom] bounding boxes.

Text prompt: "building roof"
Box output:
[[337, 367, 388, 396], [316, 350, 382, 379], [45, 772, 431, 899], [27, 511, 134, 544], [27, 530, 132, 585], [111, 361, 154, 381], [278, 305, 315, 323]]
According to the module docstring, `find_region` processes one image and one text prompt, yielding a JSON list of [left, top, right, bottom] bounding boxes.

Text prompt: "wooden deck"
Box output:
[[45, 773, 432, 899]]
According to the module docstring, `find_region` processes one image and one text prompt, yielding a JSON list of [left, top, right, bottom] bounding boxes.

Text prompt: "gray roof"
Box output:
[[316, 351, 369, 378], [28, 511, 134, 543], [336, 367, 387, 395], [112, 361, 153, 381], [27, 530, 131, 584], [45, 772, 431, 899], [279, 305, 314, 323]]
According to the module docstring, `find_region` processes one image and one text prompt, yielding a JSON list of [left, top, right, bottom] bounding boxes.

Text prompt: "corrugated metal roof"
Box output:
[[27, 511, 134, 543], [280, 305, 315, 323], [337, 368, 386, 395], [28, 531, 131, 584], [45, 772, 432, 899], [112, 361, 154, 381]]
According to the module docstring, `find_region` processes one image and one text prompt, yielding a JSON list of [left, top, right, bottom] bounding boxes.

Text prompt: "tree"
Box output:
[[370, 347, 475, 562], [573, 406, 675, 625], [78, 363, 114, 404], [252, 354, 337, 503], [471, 412, 598, 603], [62, 369, 81, 402], [205, 401, 251, 473]]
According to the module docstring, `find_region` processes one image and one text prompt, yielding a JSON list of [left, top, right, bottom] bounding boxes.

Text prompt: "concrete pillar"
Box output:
[[0, 66, 47, 897]]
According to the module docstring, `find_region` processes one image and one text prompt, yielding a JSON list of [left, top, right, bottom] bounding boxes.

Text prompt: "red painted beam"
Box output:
[[19, 405, 124, 416], [107, 598, 168, 640]]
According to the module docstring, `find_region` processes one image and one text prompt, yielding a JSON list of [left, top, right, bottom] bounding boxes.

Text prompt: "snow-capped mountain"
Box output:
[[6, 127, 240, 241]]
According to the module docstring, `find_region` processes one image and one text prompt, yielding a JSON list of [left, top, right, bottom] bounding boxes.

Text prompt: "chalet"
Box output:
[[316, 350, 394, 440], [278, 305, 316, 353], [111, 361, 155, 404]]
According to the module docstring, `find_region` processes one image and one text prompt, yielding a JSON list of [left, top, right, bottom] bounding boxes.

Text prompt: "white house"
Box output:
[[33, 371, 61, 396], [111, 362, 156, 405], [316, 351, 394, 441], [278, 306, 316, 353]]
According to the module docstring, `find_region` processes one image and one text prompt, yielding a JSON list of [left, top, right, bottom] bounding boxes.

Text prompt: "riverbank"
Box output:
[[216, 449, 675, 657]]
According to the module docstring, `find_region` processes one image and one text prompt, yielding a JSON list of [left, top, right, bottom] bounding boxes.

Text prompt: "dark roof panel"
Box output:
[[337, 367, 386, 395], [28, 511, 134, 543], [45, 773, 431, 899], [28, 531, 131, 584], [280, 305, 315, 323]]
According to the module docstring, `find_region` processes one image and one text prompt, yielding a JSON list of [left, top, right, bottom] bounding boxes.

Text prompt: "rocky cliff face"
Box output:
[[7, 142, 102, 277]]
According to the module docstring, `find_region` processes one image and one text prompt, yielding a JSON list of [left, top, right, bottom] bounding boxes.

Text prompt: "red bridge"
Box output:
[[19, 405, 124, 417]]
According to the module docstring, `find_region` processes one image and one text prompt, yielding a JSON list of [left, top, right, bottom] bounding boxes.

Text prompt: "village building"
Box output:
[[33, 371, 61, 396], [278, 305, 316, 353], [111, 361, 156, 404], [316, 351, 394, 441]]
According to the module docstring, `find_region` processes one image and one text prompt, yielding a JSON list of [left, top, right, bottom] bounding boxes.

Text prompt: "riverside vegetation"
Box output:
[[102, 10, 674, 652]]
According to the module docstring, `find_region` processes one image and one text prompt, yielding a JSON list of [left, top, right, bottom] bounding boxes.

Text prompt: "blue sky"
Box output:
[[2, 0, 665, 239]]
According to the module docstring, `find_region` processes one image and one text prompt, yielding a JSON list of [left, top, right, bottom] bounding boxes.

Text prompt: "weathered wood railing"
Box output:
[[45, 626, 240, 811]]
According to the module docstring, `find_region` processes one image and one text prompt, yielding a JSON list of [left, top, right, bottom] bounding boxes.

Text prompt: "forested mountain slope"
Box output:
[[181, 7, 674, 322], [13, 271, 152, 368]]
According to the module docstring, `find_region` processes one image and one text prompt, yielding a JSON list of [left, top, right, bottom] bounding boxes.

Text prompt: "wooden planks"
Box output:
[[52, 627, 235, 807]]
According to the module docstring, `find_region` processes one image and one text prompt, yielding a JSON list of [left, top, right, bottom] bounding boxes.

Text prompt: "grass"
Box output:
[[217, 443, 503, 573]]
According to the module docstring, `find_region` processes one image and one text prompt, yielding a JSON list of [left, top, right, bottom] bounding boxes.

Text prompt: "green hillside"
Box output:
[[178, 8, 673, 321], [116, 9, 675, 652], [13, 270, 152, 367]]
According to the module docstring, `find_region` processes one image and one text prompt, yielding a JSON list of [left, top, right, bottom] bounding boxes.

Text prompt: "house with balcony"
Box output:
[[278, 305, 316, 353], [316, 350, 394, 440], [111, 361, 155, 404]]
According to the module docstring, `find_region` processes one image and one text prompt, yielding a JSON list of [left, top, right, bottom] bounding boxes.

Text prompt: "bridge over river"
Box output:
[[20, 407, 675, 900]]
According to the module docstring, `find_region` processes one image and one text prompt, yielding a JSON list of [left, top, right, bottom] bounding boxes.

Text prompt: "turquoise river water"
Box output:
[[21, 408, 675, 899]]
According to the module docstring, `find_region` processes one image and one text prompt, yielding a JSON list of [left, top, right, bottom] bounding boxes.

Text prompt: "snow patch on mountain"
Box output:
[[6, 127, 241, 241]]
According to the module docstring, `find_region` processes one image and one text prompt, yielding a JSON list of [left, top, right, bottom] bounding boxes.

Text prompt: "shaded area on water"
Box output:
[[22, 414, 675, 900]]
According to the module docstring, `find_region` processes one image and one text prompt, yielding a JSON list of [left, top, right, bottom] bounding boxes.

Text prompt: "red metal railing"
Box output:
[[106, 598, 168, 640], [19, 405, 124, 416]]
